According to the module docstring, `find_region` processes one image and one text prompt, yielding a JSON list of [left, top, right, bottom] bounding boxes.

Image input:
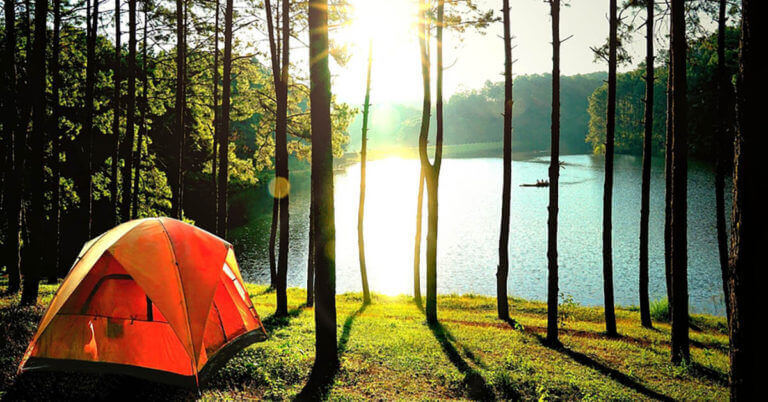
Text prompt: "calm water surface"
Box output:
[[235, 154, 728, 316]]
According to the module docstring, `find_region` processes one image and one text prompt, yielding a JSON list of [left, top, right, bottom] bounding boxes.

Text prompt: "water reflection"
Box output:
[[235, 155, 728, 316]]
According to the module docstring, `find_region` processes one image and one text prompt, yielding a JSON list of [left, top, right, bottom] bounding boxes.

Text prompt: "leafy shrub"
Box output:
[[650, 298, 670, 322]]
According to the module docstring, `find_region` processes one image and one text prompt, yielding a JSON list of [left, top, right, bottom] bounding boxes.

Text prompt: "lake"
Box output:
[[233, 154, 729, 316]]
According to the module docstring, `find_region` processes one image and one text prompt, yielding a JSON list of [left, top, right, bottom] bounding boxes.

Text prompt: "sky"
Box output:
[[329, 0, 681, 104]]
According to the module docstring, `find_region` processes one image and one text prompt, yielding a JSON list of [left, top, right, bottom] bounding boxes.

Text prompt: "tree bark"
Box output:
[[307, 189, 314, 306], [274, 0, 291, 317], [357, 40, 373, 305], [47, 0, 63, 283], [663, 51, 672, 304], [79, 0, 98, 239], [497, 0, 513, 321], [413, 166, 424, 304], [218, 0, 233, 236], [3, 0, 21, 293], [172, 0, 185, 219], [728, 0, 763, 398], [264, 0, 279, 288], [110, 0, 121, 226], [638, 0, 654, 329], [417, 0, 444, 325], [131, 3, 148, 220], [546, 0, 560, 345], [119, 0, 137, 222], [714, 0, 731, 325], [669, 0, 689, 364], [21, 0, 48, 305], [308, 0, 338, 374], [211, 0, 220, 233], [602, 0, 618, 337]]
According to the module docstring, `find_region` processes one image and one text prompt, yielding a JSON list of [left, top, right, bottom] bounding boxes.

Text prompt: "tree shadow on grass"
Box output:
[[262, 303, 308, 333], [428, 321, 495, 400], [295, 303, 367, 400], [529, 332, 674, 402]]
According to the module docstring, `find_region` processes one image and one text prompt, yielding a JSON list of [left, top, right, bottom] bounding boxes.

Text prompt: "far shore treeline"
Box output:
[[349, 27, 738, 163]]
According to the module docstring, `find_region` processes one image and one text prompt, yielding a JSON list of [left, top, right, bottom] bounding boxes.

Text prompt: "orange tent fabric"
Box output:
[[18, 217, 267, 387]]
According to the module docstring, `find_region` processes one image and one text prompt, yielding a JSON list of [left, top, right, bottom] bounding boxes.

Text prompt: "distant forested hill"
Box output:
[[346, 72, 607, 155]]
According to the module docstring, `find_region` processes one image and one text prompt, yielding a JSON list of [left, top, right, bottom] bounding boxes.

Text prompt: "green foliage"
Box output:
[[650, 298, 670, 322], [586, 27, 740, 160], [347, 73, 605, 155]]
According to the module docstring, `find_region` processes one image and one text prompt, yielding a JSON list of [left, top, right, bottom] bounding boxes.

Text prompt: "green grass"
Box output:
[[1, 281, 729, 400]]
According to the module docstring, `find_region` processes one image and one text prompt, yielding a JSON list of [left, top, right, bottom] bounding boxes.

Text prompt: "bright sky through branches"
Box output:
[[330, 0, 716, 104]]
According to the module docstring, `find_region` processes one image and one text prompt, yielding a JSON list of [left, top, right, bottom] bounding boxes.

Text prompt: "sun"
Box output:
[[341, 0, 418, 51], [333, 0, 423, 103]]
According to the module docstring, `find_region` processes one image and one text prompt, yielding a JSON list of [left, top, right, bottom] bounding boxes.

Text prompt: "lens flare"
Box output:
[[268, 176, 291, 199]]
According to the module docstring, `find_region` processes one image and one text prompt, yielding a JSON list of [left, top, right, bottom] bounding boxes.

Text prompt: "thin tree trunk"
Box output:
[[119, 0, 136, 221], [306, 189, 314, 306], [3, 0, 21, 293], [218, 0, 233, 239], [546, 0, 561, 345], [663, 56, 672, 304], [357, 40, 373, 305], [81, 0, 98, 239], [638, 0, 654, 329], [110, 0, 121, 225], [21, 0, 48, 306], [602, 0, 618, 337], [172, 0, 185, 219], [131, 3, 148, 220], [274, 0, 291, 317], [413, 166, 424, 303], [669, 0, 689, 364], [211, 0, 220, 234], [47, 0, 63, 283], [264, 0, 280, 288], [714, 0, 731, 324], [497, 0, 513, 321], [728, 1, 762, 397], [308, 0, 338, 376]]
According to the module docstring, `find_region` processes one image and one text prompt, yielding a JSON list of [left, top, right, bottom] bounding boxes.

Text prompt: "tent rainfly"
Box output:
[[18, 217, 267, 388]]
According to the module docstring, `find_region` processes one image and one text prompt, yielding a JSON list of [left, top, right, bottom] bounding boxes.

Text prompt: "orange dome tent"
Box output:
[[18, 217, 267, 387]]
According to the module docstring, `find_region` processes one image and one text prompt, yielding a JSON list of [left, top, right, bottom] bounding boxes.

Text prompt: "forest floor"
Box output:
[[1, 280, 729, 400]]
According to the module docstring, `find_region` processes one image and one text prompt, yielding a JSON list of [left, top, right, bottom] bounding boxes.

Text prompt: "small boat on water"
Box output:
[[520, 179, 549, 187]]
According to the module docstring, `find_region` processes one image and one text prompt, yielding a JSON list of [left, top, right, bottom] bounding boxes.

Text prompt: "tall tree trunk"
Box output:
[[357, 40, 372, 305], [274, 0, 291, 317], [21, 0, 48, 305], [638, 0, 654, 329], [3, 0, 21, 293], [172, 0, 185, 219], [211, 0, 220, 233], [714, 0, 731, 324], [47, 0, 63, 283], [80, 0, 98, 239], [131, 2, 148, 220], [497, 0, 513, 321], [663, 52, 672, 304], [417, 0, 444, 325], [669, 0, 689, 364], [415, 0, 430, 312], [306, 189, 314, 306], [413, 166, 424, 303], [602, 0, 618, 337], [546, 0, 561, 345], [218, 0, 233, 236], [728, 1, 763, 397], [264, 0, 279, 288], [308, 0, 338, 376], [119, 0, 137, 221], [110, 0, 121, 226]]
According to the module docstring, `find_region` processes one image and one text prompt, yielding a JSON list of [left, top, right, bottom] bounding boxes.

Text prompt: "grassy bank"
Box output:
[[1, 281, 729, 400]]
